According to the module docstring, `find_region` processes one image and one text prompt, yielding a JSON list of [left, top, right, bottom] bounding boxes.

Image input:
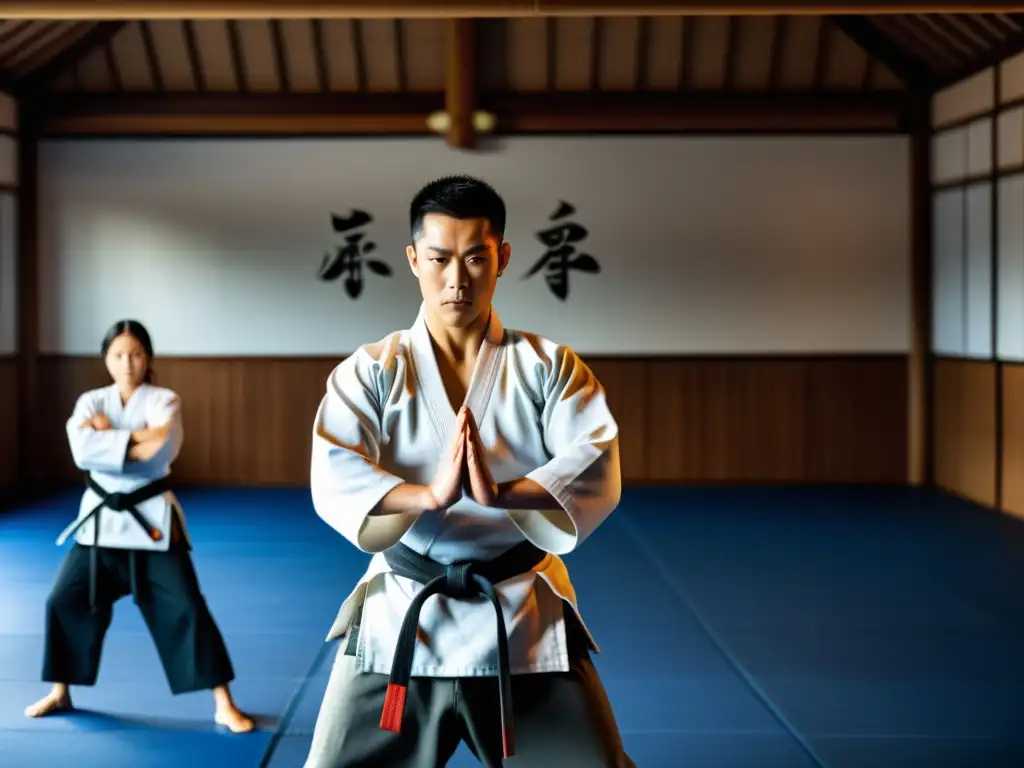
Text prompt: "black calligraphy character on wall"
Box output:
[[317, 209, 393, 299], [521, 201, 600, 300]]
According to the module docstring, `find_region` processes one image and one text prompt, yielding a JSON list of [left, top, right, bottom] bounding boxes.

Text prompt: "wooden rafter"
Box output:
[[767, 16, 787, 89], [634, 16, 650, 89], [937, 16, 1024, 87], [830, 16, 936, 89], [10, 21, 125, 93], [394, 20, 407, 91], [7, 14, 1024, 121], [182, 20, 206, 91]]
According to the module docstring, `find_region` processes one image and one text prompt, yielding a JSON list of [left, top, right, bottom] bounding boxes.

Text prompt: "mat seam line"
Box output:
[[257, 640, 335, 768], [614, 514, 828, 768]]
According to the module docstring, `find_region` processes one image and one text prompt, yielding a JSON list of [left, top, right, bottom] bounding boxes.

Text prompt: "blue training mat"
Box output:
[[4, 486, 1024, 766]]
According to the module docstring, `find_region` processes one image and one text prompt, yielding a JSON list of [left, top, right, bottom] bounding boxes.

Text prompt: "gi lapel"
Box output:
[[408, 304, 507, 453]]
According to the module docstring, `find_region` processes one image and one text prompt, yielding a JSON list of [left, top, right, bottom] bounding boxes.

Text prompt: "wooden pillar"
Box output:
[[908, 90, 932, 486], [0, 92, 17, 492], [16, 100, 38, 491], [991, 66, 1003, 509], [444, 19, 476, 149]]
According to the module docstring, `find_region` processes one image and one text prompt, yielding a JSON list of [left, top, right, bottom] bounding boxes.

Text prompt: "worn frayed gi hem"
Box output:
[[41, 541, 236, 695], [304, 609, 634, 768]]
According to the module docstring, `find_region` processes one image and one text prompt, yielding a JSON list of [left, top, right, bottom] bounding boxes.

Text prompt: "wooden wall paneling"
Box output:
[[36, 356, 340, 486], [33, 355, 909, 488], [999, 362, 1024, 518], [932, 357, 997, 506], [701, 359, 807, 482], [803, 356, 908, 483], [644, 359, 702, 481], [584, 358, 650, 483], [642, 357, 907, 484], [34, 355, 109, 482], [155, 358, 239, 484]]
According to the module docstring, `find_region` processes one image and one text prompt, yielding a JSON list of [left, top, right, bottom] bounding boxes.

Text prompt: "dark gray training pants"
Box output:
[[304, 612, 635, 768]]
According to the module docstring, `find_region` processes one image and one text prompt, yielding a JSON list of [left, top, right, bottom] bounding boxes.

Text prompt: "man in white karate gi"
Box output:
[[305, 175, 634, 767]]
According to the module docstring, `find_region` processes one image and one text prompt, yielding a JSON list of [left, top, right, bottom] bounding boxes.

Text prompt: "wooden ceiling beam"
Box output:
[[485, 91, 910, 132], [0, 1, 1021, 19], [36, 90, 911, 137], [444, 18, 476, 149]]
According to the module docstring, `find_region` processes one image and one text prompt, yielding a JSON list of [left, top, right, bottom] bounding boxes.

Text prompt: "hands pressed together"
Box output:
[[428, 406, 499, 511]]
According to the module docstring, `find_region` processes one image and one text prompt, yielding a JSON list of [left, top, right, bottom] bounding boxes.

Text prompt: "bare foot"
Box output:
[[215, 703, 255, 733], [212, 683, 254, 733], [24, 686, 72, 718]]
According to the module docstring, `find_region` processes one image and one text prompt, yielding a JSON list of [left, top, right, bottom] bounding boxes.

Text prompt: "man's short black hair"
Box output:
[[409, 174, 506, 243]]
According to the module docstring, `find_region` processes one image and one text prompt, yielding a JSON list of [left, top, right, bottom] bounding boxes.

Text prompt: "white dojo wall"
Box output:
[[931, 55, 1024, 361], [37, 135, 910, 356]]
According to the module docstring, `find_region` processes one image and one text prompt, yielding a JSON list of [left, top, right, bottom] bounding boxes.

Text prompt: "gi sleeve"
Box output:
[[144, 390, 185, 466], [512, 345, 622, 555], [65, 392, 132, 474], [310, 347, 407, 552]]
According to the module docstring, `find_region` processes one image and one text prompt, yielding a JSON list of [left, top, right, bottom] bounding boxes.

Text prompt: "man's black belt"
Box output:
[[62, 474, 171, 612], [379, 540, 548, 760]]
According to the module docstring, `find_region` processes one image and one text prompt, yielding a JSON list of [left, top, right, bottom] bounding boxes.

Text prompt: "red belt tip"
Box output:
[[502, 723, 515, 758], [380, 683, 407, 732]]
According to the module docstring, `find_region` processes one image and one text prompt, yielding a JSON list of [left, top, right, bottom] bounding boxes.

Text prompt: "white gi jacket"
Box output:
[[57, 383, 188, 551], [310, 305, 621, 678]]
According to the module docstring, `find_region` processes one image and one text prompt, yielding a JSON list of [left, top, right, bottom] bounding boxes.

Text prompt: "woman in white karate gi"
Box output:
[[305, 175, 635, 767], [24, 319, 254, 734]]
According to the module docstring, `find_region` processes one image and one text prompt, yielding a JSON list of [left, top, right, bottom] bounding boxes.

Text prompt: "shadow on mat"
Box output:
[[32, 708, 278, 733]]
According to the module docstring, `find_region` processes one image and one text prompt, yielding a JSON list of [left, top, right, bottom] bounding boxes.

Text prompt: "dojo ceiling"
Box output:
[[0, 13, 1022, 96]]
